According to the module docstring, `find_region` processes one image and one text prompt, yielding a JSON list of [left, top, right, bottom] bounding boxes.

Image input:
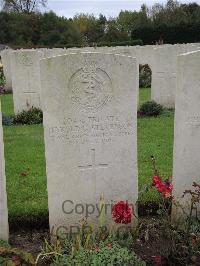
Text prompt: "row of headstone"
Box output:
[[41, 49, 200, 229], [0, 48, 200, 240], [1, 43, 200, 113]]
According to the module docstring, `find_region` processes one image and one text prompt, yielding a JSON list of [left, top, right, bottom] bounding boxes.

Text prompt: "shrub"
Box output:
[[13, 107, 43, 125], [138, 101, 163, 117], [0, 64, 5, 88], [43, 241, 146, 266], [2, 113, 13, 126], [139, 64, 152, 88], [0, 240, 35, 265]]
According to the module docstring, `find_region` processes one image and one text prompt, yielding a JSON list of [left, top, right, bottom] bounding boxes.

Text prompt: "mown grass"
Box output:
[[0, 94, 14, 115], [139, 87, 151, 106], [0, 90, 174, 219]]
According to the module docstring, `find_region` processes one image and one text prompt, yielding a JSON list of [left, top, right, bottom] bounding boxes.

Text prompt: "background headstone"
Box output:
[[40, 52, 138, 233], [11, 50, 42, 114], [172, 50, 200, 221], [0, 101, 9, 241], [151, 46, 178, 108]]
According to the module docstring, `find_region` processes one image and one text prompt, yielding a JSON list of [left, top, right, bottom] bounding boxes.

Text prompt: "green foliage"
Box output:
[[73, 13, 106, 44], [37, 218, 145, 265], [58, 242, 145, 266], [0, 240, 9, 247], [0, 94, 14, 115], [0, 242, 35, 265], [13, 107, 43, 125], [139, 64, 152, 88], [138, 101, 164, 117], [131, 1, 200, 44], [1, 1, 200, 46], [0, 11, 82, 47], [38, 237, 146, 266], [0, 66, 5, 88]]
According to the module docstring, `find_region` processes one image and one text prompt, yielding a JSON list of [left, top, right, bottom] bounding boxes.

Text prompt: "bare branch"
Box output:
[[2, 0, 47, 13]]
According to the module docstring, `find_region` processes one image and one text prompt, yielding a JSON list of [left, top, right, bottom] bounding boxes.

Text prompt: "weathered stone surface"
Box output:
[[113, 47, 139, 105], [172, 50, 200, 221], [0, 101, 9, 241], [40, 52, 138, 234], [11, 50, 42, 113], [151, 46, 178, 108]]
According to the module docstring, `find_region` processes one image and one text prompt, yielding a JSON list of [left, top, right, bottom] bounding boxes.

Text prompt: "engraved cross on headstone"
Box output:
[[78, 149, 108, 170]]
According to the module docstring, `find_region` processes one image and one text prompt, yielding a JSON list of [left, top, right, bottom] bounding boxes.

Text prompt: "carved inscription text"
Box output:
[[48, 115, 134, 144]]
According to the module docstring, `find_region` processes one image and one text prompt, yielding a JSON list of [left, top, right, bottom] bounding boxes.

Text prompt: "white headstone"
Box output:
[[112, 48, 139, 106], [172, 50, 200, 221], [1, 49, 12, 92], [40, 52, 138, 234], [0, 101, 9, 241], [151, 46, 178, 108], [136, 45, 155, 68], [11, 50, 42, 114]]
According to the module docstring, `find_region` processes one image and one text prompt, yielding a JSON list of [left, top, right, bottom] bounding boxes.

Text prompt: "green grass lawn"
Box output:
[[0, 89, 174, 220], [0, 94, 14, 115], [139, 87, 151, 106]]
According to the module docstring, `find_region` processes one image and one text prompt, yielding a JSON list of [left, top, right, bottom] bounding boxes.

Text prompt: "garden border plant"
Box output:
[[138, 101, 164, 117], [13, 107, 43, 125]]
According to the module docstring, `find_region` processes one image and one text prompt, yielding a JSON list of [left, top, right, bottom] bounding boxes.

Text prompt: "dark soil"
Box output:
[[9, 229, 50, 265], [10, 229, 49, 255]]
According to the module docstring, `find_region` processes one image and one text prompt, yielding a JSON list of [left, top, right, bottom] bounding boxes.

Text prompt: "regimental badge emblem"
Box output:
[[18, 53, 34, 66], [69, 63, 113, 112]]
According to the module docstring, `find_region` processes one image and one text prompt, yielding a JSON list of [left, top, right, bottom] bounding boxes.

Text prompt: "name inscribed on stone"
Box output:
[[48, 115, 134, 144]]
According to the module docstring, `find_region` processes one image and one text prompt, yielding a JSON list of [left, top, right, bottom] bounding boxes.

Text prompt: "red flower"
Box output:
[[112, 201, 132, 224], [152, 175, 162, 186], [155, 182, 164, 193], [152, 175, 173, 198], [162, 181, 173, 197]]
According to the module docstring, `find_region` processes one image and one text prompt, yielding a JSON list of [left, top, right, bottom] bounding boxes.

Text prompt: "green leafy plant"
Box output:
[[0, 64, 5, 89], [139, 64, 152, 88], [0, 242, 35, 265], [138, 101, 163, 117], [13, 107, 43, 125], [38, 239, 145, 266], [37, 210, 142, 265], [142, 156, 200, 265]]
